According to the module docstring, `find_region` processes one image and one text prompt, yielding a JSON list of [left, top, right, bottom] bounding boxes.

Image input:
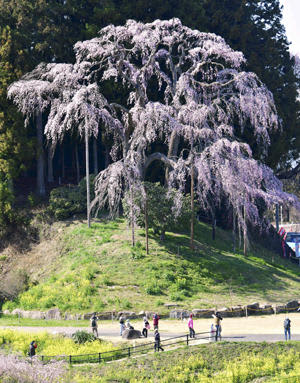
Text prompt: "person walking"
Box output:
[[153, 313, 160, 330], [28, 341, 37, 357], [212, 312, 223, 341], [119, 313, 125, 336], [284, 317, 291, 340], [90, 313, 98, 337], [142, 315, 150, 338], [188, 314, 195, 338], [154, 329, 164, 352]]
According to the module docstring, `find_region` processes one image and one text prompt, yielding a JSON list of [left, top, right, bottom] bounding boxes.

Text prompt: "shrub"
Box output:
[[47, 176, 95, 220], [169, 292, 184, 301], [130, 241, 145, 259], [72, 331, 96, 344], [144, 283, 163, 296], [123, 182, 196, 239], [121, 299, 132, 309]]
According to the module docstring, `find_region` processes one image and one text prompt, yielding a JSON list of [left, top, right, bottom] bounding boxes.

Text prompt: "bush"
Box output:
[[144, 283, 163, 296], [47, 176, 95, 220], [130, 241, 145, 259], [123, 182, 196, 239], [71, 330, 96, 344], [169, 292, 185, 301]]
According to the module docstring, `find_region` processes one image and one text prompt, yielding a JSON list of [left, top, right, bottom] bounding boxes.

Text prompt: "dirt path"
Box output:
[[1, 313, 299, 343]]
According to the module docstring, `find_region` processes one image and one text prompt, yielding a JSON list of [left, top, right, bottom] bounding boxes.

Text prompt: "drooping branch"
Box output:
[[144, 152, 175, 178], [276, 163, 300, 180]]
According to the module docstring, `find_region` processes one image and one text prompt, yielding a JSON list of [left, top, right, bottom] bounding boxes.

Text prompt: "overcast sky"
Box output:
[[280, 0, 300, 56]]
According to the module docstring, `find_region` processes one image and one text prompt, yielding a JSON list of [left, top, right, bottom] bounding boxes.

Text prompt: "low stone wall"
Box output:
[[2, 300, 300, 321]]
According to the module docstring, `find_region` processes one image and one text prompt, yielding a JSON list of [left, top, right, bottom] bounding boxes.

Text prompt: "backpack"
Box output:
[[284, 319, 290, 329], [119, 318, 124, 324], [91, 318, 97, 327]]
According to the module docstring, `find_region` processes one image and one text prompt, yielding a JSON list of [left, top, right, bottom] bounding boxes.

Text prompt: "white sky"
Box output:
[[280, 0, 300, 56]]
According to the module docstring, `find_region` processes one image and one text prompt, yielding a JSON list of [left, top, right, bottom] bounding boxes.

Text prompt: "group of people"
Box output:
[[119, 312, 163, 351], [188, 312, 223, 341], [90, 311, 224, 352], [27, 312, 294, 358]]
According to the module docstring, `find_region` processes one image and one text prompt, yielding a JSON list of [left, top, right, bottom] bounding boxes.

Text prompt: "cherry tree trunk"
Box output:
[[61, 144, 65, 180], [190, 164, 195, 250], [130, 189, 135, 246], [286, 207, 290, 222], [75, 143, 80, 184], [85, 128, 91, 228], [36, 111, 46, 197], [105, 146, 110, 169], [47, 147, 54, 183], [243, 203, 247, 256], [145, 189, 149, 254], [275, 204, 279, 231], [212, 211, 216, 241], [93, 137, 98, 174], [232, 212, 236, 253]]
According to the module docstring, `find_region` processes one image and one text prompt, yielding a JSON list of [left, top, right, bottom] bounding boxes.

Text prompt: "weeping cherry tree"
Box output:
[[74, 19, 297, 251], [8, 19, 298, 250], [8, 62, 121, 227]]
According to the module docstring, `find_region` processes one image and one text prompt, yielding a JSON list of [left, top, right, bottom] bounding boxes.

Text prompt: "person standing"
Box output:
[[188, 314, 195, 338], [212, 312, 223, 341], [90, 313, 98, 337], [142, 315, 150, 338], [28, 341, 37, 357], [154, 329, 164, 352], [153, 313, 160, 330], [119, 313, 125, 336], [284, 317, 291, 340], [210, 323, 216, 341]]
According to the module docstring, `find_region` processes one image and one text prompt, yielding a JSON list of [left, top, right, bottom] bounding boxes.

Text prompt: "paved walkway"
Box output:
[[0, 326, 297, 343]]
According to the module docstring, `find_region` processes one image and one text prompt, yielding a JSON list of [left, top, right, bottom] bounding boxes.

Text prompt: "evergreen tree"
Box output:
[[203, 0, 299, 172]]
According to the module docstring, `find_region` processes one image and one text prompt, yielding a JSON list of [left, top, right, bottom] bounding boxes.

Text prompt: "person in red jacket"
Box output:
[[153, 313, 160, 330]]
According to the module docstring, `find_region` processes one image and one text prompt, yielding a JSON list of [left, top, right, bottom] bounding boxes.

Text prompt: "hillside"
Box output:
[[1, 218, 300, 314]]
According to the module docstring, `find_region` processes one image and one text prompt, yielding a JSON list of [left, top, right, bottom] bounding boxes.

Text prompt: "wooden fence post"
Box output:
[[98, 353, 101, 363], [186, 334, 189, 346]]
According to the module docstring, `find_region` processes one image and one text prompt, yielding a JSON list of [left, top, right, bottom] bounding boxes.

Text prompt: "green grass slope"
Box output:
[[72, 342, 300, 382], [3, 219, 300, 313]]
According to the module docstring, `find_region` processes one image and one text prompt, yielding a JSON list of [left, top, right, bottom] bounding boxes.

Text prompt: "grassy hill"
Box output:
[[2, 218, 300, 314], [72, 342, 300, 382]]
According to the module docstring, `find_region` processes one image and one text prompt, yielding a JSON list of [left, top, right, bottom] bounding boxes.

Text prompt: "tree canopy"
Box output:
[[0, 0, 299, 238], [9, 19, 298, 237]]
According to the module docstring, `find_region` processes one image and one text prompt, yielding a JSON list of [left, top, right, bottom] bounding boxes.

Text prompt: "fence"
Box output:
[[39, 331, 212, 364]]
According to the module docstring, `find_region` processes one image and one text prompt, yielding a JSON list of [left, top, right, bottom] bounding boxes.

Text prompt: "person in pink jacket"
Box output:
[[188, 314, 195, 338]]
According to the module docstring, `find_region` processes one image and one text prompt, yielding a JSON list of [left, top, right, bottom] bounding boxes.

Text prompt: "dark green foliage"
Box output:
[[202, 0, 300, 170], [71, 330, 96, 344], [123, 182, 194, 239], [47, 176, 95, 220]]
